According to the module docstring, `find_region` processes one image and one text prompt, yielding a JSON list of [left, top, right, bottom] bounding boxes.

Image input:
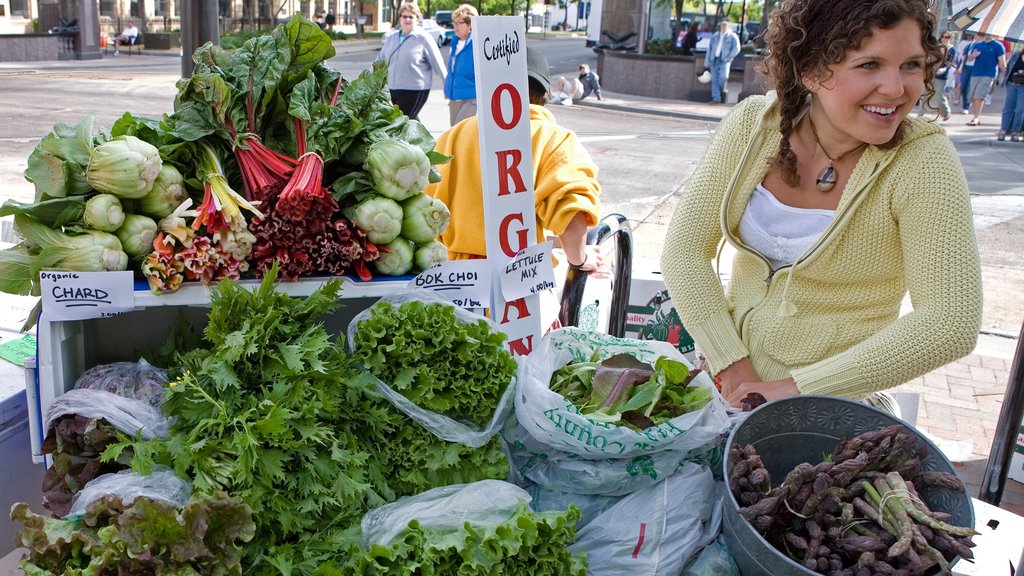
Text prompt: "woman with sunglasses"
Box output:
[[377, 2, 447, 120]]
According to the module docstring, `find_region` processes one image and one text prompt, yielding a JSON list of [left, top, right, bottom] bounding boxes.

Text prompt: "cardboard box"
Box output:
[[1008, 422, 1024, 484], [625, 272, 696, 362]]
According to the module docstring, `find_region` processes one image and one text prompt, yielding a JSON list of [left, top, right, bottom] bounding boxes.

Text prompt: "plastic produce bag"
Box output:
[[360, 479, 531, 549], [568, 462, 718, 576], [681, 536, 739, 576], [508, 327, 730, 494], [74, 358, 168, 407], [523, 482, 618, 530], [45, 388, 170, 440], [347, 288, 516, 448], [66, 467, 191, 518]]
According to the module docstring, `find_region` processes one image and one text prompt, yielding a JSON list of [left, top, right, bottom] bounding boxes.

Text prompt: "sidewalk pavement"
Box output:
[[573, 85, 1024, 516]]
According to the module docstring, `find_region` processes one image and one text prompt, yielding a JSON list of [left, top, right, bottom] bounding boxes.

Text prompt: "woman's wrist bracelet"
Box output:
[[568, 253, 588, 269]]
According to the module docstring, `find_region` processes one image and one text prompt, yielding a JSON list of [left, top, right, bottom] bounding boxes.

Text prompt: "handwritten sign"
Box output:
[[0, 333, 36, 367], [500, 241, 556, 301], [474, 15, 542, 357], [39, 271, 135, 321], [408, 260, 492, 309]]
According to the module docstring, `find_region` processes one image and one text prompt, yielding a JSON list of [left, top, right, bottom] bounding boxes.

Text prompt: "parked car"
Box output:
[[381, 18, 446, 47], [444, 29, 457, 46], [420, 19, 447, 46], [434, 10, 453, 28]]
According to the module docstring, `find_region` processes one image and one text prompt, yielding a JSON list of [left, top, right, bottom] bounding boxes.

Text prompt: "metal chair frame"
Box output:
[[979, 321, 1024, 506]]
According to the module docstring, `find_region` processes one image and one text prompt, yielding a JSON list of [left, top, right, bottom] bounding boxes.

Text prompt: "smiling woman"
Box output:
[[660, 0, 983, 409]]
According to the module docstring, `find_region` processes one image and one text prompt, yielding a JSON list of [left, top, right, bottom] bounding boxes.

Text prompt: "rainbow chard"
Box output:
[[276, 70, 350, 222], [192, 141, 264, 234]]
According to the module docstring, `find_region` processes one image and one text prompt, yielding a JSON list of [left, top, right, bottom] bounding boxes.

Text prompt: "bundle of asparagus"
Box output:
[[728, 424, 977, 576]]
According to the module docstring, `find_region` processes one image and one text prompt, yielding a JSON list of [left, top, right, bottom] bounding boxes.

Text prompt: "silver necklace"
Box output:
[[807, 116, 867, 193]]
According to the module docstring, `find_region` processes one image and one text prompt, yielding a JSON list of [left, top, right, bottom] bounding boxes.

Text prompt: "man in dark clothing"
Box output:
[[578, 64, 602, 101]]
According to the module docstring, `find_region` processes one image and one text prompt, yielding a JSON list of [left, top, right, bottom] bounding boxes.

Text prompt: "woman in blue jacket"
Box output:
[[444, 4, 479, 126]]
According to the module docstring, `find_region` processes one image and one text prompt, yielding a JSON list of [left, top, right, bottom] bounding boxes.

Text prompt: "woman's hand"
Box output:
[[571, 245, 610, 278], [725, 378, 800, 408], [716, 358, 761, 398]]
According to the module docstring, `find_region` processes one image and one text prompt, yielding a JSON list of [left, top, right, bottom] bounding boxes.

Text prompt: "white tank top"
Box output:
[[738, 184, 836, 271]]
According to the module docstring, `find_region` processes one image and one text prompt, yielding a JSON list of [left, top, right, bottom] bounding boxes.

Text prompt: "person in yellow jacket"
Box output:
[[425, 47, 606, 275], [660, 0, 983, 408]]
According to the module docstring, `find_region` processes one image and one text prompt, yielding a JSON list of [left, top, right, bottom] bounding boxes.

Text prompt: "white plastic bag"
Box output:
[[74, 358, 168, 407], [346, 288, 516, 448], [508, 327, 730, 494], [66, 467, 191, 518], [523, 482, 618, 530], [568, 462, 718, 576], [360, 479, 531, 549], [45, 388, 171, 441]]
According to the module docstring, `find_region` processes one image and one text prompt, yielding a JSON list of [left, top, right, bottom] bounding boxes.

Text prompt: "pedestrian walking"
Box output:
[[376, 2, 447, 121], [706, 18, 740, 104], [965, 33, 1006, 126], [443, 4, 479, 126], [660, 0, 982, 408], [999, 48, 1024, 141], [956, 33, 976, 114]]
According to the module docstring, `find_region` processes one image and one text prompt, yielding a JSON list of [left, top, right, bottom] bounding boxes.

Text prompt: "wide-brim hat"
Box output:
[[697, 69, 711, 84], [527, 47, 551, 93]]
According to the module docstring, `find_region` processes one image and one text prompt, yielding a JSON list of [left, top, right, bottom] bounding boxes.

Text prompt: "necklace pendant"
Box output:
[[816, 162, 838, 193]]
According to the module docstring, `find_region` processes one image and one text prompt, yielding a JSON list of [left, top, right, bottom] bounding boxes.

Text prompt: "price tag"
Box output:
[[500, 241, 557, 301], [407, 260, 492, 309], [39, 271, 135, 321]]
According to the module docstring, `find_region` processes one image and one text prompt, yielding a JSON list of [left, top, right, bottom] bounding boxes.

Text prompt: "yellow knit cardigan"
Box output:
[[660, 92, 983, 399]]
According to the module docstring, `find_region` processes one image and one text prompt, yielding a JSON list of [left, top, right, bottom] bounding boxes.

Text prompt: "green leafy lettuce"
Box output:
[[11, 492, 254, 576], [550, 351, 711, 431], [318, 503, 587, 576]]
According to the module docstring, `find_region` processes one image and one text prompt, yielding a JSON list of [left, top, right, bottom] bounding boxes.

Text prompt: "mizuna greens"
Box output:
[[549, 351, 711, 432]]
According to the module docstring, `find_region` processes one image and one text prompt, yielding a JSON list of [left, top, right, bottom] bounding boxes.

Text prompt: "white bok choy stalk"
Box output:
[[344, 194, 403, 245], [138, 164, 188, 219], [14, 214, 129, 275], [83, 194, 125, 232], [374, 237, 416, 276], [401, 193, 450, 244], [414, 240, 448, 271], [115, 214, 159, 258], [365, 139, 431, 201], [86, 136, 162, 199]]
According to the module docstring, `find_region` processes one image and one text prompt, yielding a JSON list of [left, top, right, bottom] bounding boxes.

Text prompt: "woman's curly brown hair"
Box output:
[[760, 0, 943, 187]]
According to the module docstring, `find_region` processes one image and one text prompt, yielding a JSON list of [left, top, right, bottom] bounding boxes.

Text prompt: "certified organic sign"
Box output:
[[39, 271, 135, 321], [408, 260, 492, 309], [500, 241, 556, 301], [473, 15, 541, 357]]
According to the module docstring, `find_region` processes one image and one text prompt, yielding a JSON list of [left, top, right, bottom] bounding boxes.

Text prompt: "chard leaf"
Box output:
[[590, 353, 652, 410], [273, 14, 336, 91]]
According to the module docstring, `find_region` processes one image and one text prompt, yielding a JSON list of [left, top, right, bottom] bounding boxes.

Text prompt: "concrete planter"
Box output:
[[145, 32, 180, 49], [597, 50, 769, 103]]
